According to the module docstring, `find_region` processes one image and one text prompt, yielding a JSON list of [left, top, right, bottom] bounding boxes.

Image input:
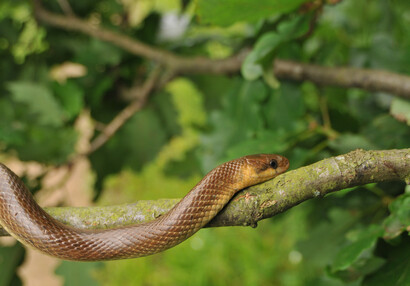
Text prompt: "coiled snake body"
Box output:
[[0, 154, 289, 261]]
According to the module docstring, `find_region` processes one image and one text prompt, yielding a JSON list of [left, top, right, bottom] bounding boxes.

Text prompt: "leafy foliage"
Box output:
[[197, 0, 310, 26], [242, 15, 310, 81], [0, 0, 409, 285], [0, 243, 24, 286], [383, 191, 410, 239], [363, 236, 410, 286]]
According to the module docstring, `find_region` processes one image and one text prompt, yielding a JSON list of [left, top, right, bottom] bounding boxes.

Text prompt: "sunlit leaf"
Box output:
[[390, 98, 410, 125], [166, 78, 206, 128]]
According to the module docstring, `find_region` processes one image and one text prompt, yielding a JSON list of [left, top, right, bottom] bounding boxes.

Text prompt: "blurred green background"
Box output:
[[0, 0, 409, 285]]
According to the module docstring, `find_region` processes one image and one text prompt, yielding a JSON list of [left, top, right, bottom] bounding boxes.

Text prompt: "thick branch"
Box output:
[[274, 59, 410, 100], [1, 149, 409, 236]]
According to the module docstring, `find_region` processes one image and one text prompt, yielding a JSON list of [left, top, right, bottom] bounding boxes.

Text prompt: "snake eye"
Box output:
[[269, 159, 278, 169]]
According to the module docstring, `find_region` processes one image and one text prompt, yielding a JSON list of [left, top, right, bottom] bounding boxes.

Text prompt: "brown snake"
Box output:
[[0, 154, 289, 261]]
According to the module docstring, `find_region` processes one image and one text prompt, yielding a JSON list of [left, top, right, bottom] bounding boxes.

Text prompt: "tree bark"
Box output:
[[274, 59, 410, 100]]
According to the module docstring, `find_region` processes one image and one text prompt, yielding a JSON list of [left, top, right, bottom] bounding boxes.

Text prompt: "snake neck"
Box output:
[[0, 160, 247, 261]]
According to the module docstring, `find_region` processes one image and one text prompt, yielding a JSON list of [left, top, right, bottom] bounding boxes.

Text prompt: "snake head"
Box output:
[[242, 154, 289, 185]]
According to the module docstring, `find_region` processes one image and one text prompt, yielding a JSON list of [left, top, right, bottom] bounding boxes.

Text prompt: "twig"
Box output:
[[32, 0, 246, 74], [86, 67, 163, 154], [273, 59, 410, 100], [56, 0, 74, 16], [1, 148, 408, 236], [33, 0, 410, 99], [31, 0, 410, 156], [318, 91, 332, 131]]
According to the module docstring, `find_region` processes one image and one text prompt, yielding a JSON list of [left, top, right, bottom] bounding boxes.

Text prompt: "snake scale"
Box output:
[[0, 154, 289, 261]]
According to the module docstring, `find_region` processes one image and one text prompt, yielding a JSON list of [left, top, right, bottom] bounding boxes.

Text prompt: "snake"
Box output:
[[0, 154, 289, 261]]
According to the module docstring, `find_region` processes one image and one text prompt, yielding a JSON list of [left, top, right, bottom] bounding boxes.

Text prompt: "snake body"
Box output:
[[0, 154, 289, 261]]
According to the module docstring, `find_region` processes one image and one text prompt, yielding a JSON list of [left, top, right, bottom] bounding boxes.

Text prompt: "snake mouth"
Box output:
[[242, 154, 289, 184]]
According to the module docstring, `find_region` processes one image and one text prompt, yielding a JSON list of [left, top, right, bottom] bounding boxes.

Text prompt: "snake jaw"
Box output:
[[242, 154, 289, 185]]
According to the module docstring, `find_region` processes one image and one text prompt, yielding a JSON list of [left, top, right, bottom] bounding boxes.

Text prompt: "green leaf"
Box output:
[[166, 78, 206, 128], [262, 65, 280, 89], [242, 31, 283, 80], [263, 83, 306, 131], [53, 81, 84, 120], [90, 108, 168, 190], [88, 76, 114, 107], [242, 16, 310, 80], [11, 11, 48, 63], [14, 126, 77, 164], [390, 98, 410, 125], [55, 261, 102, 286], [298, 208, 359, 272], [330, 225, 385, 282], [241, 51, 265, 81], [7, 81, 65, 127], [3, 83, 77, 163], [197, 0, 310, 26], [383, 193, 410, 240], [0, 243, 24, 286], [0, 98, 25, 145], [75, 39, 122, 67], [363, 237, 410, 286], [200, 80, 269, 171]]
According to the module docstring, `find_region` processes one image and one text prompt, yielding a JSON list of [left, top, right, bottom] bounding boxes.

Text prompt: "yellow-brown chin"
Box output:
[[242, 153, 290, 185]]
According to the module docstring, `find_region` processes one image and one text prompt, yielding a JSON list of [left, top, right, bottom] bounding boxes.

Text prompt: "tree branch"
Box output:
[[85, 67, 164, 154], [273, 59, 410, 100], [32, 0, 246, 75], [56, 0, 74, 16], [1, 148, 408, 236], [33, 0, 410, 99]]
